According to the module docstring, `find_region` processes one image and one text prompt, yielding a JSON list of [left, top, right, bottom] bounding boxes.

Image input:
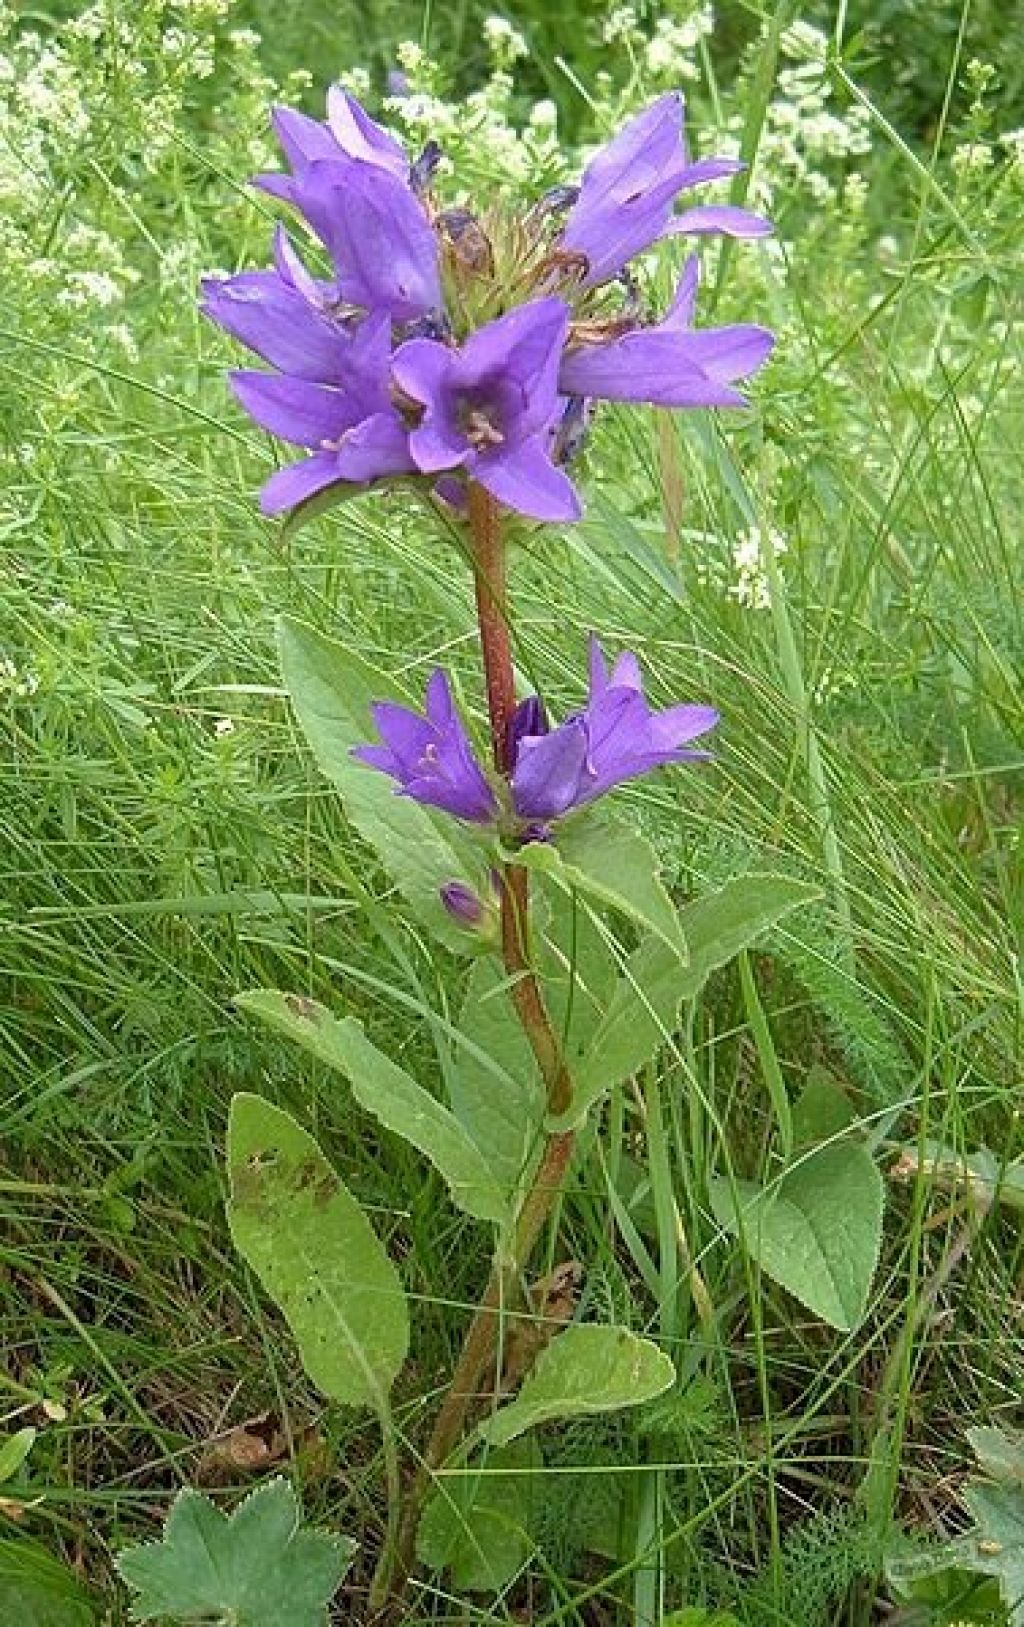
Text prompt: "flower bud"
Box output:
[[440, 880, 486, 927]]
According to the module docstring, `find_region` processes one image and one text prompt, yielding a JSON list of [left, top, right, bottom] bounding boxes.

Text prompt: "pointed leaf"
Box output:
[[226, 1094, 409, 1406], [480, 1324, 675, 1448], [513, 818, 687, 962], [0, 1538, 96, 1626], [0, 1426, 36, 1482], [416, 1439, 540, 1592], [116, 1479, 354, 1626], [277, 615, 489, 953], [709, 1141, 884, 1332], [236, 992, 508, 1224], [559, 875, 820, 1127]]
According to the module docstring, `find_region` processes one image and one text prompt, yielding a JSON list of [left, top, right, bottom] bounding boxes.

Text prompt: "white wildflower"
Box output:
[[729, 527, 787, 611], [214, 717, 236, 738], [951, 140, 994, 176]]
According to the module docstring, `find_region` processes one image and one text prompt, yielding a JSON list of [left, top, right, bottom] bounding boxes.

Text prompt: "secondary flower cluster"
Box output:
[[202, 87, 774, 522], [352, 637, 718, 835]]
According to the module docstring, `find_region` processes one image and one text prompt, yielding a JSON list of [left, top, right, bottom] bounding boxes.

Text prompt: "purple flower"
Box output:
[[351, 670, 499, 823], [509, 637, 718, 821], [200, 228, 349, 379], [559, 256, 774, 408], [560, 93, 771, 289], [353, 641, 717, 830], [255, 91, 439, 322], [392, 298, 581, 522], [226, 309, 416, 514]]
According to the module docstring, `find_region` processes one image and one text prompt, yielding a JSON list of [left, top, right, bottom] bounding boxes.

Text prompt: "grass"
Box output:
[[1, 0, 1023, 1621]]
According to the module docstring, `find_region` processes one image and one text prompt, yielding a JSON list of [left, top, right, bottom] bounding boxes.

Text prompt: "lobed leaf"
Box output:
[[116, 1478, 354, 1626]]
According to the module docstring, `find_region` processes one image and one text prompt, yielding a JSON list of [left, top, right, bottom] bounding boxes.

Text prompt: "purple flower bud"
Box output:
[[440, 880, 485, 925], [410, 140, 443, 195]]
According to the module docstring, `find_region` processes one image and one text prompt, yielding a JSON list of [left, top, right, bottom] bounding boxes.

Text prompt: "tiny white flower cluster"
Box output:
[[385, 38, 563, 191], [0, 656, 40, 699], [729, 527, 787, 611], [951, 140, 994, 177], [743, 22, 872, 210], [644, 7, 715, 83], [482, 15, 528, 68]]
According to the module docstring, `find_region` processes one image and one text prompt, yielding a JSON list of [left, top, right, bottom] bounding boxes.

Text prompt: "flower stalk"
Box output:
[[370, 486, 577, 1611]]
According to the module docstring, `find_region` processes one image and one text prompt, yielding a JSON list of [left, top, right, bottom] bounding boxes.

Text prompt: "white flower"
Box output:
[[951, 140, 994, 176], [214, 717, 236, 738], [729, 526, 787, 610]]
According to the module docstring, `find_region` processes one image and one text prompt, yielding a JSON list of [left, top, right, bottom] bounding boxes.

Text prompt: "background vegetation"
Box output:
[[1, 0, 1022, 1620]]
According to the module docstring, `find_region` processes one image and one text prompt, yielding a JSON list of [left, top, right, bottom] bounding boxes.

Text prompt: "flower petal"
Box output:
[[293, 159, 440, 320], [202, 270, 352, 379], [511, 719, 589, 819], [325, 86, 408, 175], [473, 436, 582, 523], [230, 371, 362, 446], [666, 203, 773, 239], [259, 451, 347, 515]]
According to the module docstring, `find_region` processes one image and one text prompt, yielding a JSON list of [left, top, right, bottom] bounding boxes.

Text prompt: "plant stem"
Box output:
[[371, 485, 578, 1612]]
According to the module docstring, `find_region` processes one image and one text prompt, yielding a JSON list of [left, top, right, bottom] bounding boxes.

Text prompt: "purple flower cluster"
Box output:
[[202, 89, 774, 522], [352, 637, 718, 832]]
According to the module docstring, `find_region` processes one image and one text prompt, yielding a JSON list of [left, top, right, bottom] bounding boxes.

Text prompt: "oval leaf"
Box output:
[[236, 991, 508, 1225], [226, 1094, 409, 1406], [277, 615, 489, 954], [709, 1141, 884, 1332], [480, 1324, 675, 1448]]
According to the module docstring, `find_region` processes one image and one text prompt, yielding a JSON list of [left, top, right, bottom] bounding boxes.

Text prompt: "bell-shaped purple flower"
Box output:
[[225, 308, 416, 514], [351, 670, 499, 823], [509, 637, 718, 821], [255, 90, 440, 323], [200, 227, 349, 379], [559, 93, 771, 289], [559, 256, 774, 408], [392, 298, 581, 522]]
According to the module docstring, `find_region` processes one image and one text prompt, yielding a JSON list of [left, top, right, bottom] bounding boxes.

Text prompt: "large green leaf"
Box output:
[[236, 991, 508, 1225], [226, 1094, 409, 1406], [512, 817, 687, 962], [0, 1539, 96, 1626], [709, 1141, 884, 1332], [416, 1439, 540, 1593], [480, 1324, 675, 1448], [117, 1479, 354, 1626], [559, 875, 820, 1126], [276, 615, 489, 953]]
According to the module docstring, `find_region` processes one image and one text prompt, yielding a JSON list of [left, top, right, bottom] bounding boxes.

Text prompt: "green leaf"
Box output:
[[965, 1484, 1024, 1625], [236, 992, 508, 1225], [416, 1439, 540, 1593], [0, 1425, 36, 1482], [969, 1427, 1024, 1485], [791, 1067, 856, 1147], [226, 1095, 409, 1407], [116, 1478, 354, 1626], [560, 875, 820, 1127], [480, 1324, 675, 1448], [0, 1538, 96, 1626], [709, 1141, 884, 1332], [512, 817, 688, 963], [277, 616, 489, 953]]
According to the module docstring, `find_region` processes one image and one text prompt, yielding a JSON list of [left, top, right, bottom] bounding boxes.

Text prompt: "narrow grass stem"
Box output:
[[758, 520, 856, 970]]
